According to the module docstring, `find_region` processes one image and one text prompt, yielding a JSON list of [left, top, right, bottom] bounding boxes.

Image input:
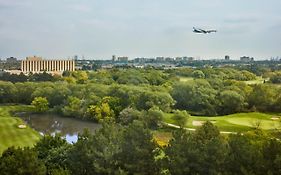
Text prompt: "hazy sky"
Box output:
[[0, 0, 281, 60]]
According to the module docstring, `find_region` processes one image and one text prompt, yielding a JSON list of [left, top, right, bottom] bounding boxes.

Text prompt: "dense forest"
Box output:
[[1, 67, 281, 118], [1, 66, 281, 174]]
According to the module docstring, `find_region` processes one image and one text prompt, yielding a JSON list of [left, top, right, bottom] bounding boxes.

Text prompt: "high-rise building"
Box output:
[[21, 56, 75, 73], [112, 55, 116, 62], [225, 55, 230, 60], [6, 57, 17, 63], [117, 56, 128, 62], [240, 56, 254, 62]]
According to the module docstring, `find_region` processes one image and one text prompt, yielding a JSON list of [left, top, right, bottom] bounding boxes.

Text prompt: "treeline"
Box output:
[[1, 121, 281, 175], [0, 72, 60, 82], [1, 76, 281, 118], [0, 81, 174, 121], [1, 67, 281, 116], [170, 67, 257, 81], [172, 79, 281, 115]]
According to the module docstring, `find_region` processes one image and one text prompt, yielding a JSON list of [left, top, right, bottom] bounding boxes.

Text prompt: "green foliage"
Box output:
[[171, 110, 189, 128], [31, 96, 49, 112], [62, 96, 83, 117], [117, 121, 160, 174], [270, 71, 281, 84], [34, 135, 70, 175], [86, 97, 115, 122], [249, 84, 278, 111], [165, 122, 227, 175], [0, 81, 17, 103], [71, 71, 88, 84], [67, 121, 160, 175], [217, 90, 245, 115], [192, 70, 205, 79], [0, 147, 46, 175], [172, 80, 217, 115], [145, 107, 164, 129], [117, 107, 142, 125]]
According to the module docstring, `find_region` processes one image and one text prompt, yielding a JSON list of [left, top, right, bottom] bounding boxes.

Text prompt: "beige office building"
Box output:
[[21, 56, 75, 73]]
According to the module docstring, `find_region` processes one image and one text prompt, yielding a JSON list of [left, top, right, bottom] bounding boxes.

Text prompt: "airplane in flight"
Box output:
[[193, 27, 217, 34]]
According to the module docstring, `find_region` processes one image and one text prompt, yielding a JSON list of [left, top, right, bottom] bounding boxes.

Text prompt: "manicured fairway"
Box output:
[[0, 105, 40, 154], [164, 112, 281, 132]]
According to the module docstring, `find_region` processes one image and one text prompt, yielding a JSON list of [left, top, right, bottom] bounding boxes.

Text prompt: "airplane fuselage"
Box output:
[[193, 27, 216, 34]]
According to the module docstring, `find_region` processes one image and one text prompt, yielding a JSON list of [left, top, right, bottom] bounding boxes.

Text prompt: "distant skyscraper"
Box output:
[[225, 55, 230, 60], [156, 57, 164, 62], [117, 56, 128, 62], [240, 56, 254, 62], [74, 55, 78, 60], [6, 57, 17, 63], [112, 55, 116, 62]]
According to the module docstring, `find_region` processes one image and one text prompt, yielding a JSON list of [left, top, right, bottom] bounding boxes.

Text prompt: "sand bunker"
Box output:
[[18, 124, 27, 129], [192, 121, 204, 126], [192, 120, 217, 126], [271, 117, 280, 121]]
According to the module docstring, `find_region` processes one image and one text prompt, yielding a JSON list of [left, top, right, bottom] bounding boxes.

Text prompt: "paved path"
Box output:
[[163, 122, 237, 134]]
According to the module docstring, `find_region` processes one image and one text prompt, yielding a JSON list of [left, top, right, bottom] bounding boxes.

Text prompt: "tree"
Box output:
[[62, 96, 82, 117], [34, 135, 70, 175], [192, 70, 205, 79], [86, 98, 115, 122], [67, 125, 124, 175], [0, 147, 46, 175], [164, 129, 201, 175], [262, 139, 281, 174], [31, 96, 49, 112], [225, 133, 264, 175], [217, 90, 245, 115], [171, 110, 189, 128], [172, 80, 217, 116], [248, 84, 277, 111], [165, 122, 227, 175], [117, 121, 160, 174], [72, 71, 88, 84], [0, 81, 17, 103], [269, 72, 281, 84], [15, 82, 36, 104], [134, 90, 174, 112], [117, 107, 142, 125], [144, 107, 164, 129]]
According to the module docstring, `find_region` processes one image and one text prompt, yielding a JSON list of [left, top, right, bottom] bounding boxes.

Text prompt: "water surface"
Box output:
[[19, 113, 101, 143]]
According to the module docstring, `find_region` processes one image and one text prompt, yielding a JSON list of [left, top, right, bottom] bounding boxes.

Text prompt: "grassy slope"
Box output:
[[163, 112, 281, 132], [244, 76, 265, 85], [0, 105, 40, 154]]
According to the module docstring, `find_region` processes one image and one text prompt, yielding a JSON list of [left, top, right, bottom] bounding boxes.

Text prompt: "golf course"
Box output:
[[164, 112, 281, 132], [0, 105, 40, 153], [1, 104, 281, 153]]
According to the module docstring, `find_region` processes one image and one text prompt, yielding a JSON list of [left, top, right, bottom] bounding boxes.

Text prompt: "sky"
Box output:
[[0, 0, 281, 60]]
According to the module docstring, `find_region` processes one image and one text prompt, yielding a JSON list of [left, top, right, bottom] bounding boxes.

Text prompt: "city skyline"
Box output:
[[0, 0, 281, 60]]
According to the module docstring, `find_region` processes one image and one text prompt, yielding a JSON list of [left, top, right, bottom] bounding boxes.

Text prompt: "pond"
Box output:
[[19, 113, 101, 143]]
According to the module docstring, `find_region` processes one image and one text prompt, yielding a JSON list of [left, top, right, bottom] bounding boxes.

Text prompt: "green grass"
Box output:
[[179, 77, 194, 82], [0, 105, 41, 154], [163, 112, 281, 132], [244, 76, 267, 85]]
